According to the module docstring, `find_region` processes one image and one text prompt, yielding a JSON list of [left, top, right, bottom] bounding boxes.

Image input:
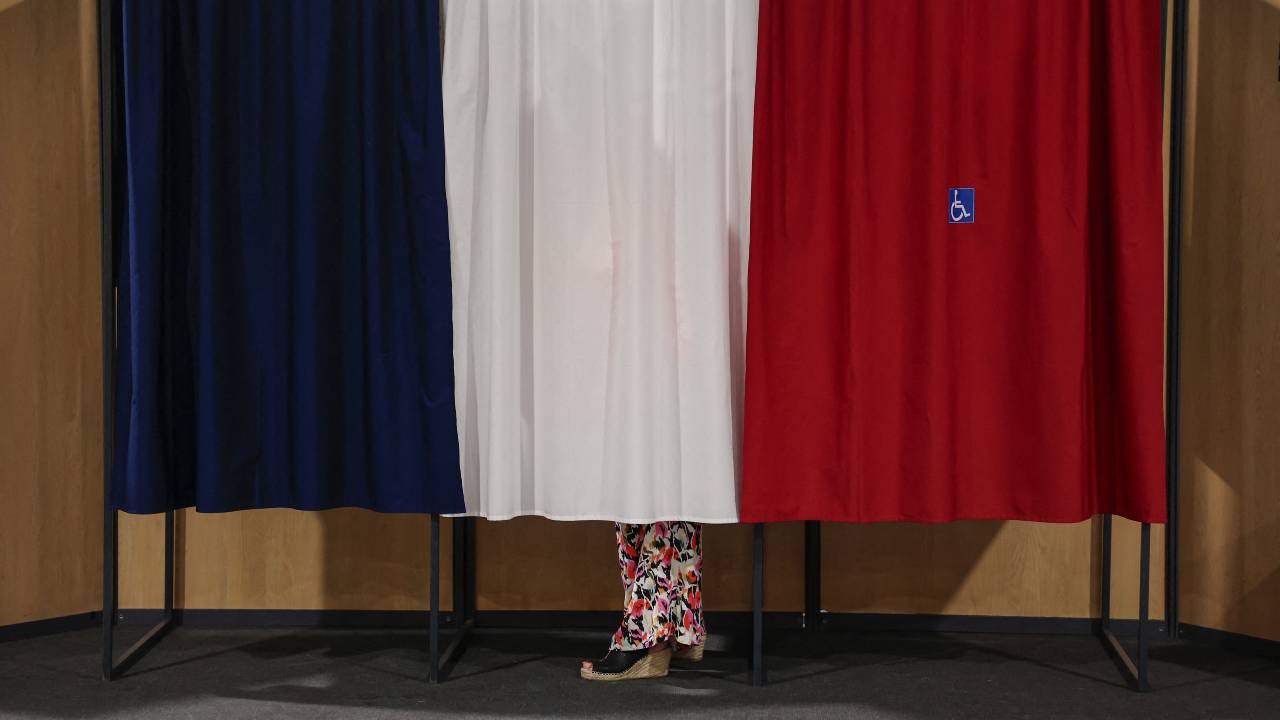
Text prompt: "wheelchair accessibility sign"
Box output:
[[948, 188, 975, 224]]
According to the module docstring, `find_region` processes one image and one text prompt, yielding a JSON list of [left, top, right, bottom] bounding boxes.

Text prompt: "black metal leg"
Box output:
[[99, 0, 118, 682], [450, 516, 478, 627], [429, 514, 440, 683], [431, 515, 474, 684], [102, 509, 117, 680], [1098, 514, 1153, 692], [1137, 523, 1152, 690], [751, 523, 766, 686], [100, 0, 178, 681], [804, 521, 821, 632], [1163, 0, 1189, 641], [443, 518, 475, 677], [104, 508, 176, 680]]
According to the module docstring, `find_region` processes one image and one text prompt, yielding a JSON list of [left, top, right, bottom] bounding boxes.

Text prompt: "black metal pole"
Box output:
[[1164, 0, 1189, 640], [1138, 522, 1152, 691], [429, 514, 440, 683], [804, 520, 821, 632], [1098, 513, 1152, 691], [98, 0, 117, 682], [751, 523, 765, 686], [429, 516, 475, 682], [98, 1, 175, 680]]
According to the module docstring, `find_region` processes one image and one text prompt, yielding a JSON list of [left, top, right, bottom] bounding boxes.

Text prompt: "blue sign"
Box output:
[[948, 187, 975, 224]]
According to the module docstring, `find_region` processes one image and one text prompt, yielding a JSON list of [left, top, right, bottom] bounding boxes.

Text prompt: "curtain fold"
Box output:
[[442, 0, 757, 522], [742, 0, 1166, 523], [113, 0, 464, 514]]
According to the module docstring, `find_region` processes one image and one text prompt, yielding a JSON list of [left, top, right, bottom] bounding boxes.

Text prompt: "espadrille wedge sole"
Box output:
[[580, 648, 672, 682], [672, 643, 704, 664]]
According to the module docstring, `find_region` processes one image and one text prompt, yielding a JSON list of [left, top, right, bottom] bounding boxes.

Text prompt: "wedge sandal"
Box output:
[[672, 643, 704, 664], [580, 647, 672, 682]]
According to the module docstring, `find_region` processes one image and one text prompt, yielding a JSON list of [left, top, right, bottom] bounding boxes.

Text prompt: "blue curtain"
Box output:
[[113, 0, 464, 514]]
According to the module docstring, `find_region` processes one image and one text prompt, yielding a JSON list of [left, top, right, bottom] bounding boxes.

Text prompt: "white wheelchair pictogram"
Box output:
[[950, 189, 972, 223]]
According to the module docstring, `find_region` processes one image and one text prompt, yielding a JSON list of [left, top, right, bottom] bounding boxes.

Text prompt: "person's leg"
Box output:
[[611, 522, 677, 651], [611, 522, 652, 650], [581, 522, 676, 680], [670, 522, 705, 651]]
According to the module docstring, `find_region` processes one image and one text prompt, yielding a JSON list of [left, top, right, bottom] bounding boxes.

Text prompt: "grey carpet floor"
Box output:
[[1, 627, 1278, 719]]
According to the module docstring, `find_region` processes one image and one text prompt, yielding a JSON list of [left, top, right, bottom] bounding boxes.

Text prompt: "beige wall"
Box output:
[[0, 0, 102, 627], [1177, 0, 1280, 642]]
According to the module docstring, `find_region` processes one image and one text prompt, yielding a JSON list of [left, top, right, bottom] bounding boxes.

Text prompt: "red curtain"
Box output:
[[742, 0, 1166, 523]]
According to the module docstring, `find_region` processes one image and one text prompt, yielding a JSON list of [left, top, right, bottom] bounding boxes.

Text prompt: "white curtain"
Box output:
[[442, 0, 757, 522]]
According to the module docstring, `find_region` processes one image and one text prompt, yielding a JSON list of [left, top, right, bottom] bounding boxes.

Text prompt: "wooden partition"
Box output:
[[1178, 0, 1280, 643], [119, 511, 448, 612], [0, 0, 102, 628], [117, 512, 1160, 621]]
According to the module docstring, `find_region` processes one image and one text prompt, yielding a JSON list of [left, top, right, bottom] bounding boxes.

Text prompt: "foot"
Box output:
[[580, 646, 672, 681]]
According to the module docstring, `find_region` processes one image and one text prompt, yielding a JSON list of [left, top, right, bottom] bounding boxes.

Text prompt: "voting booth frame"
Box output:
[[96, 0, 1189, 693]]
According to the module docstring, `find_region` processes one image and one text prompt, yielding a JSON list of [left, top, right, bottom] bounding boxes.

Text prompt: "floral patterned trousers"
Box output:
[[611, 522, 705, 651]]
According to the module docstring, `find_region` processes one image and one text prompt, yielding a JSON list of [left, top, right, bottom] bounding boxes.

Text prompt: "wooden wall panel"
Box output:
[[473, 520, 804, 613], [120, 513, 1158, 619], [474, 517, 1160, 618], [120, 516, 796, 614], [120, 510, 449, 611], [0, 0, 102, 627], [1178, 0, 1280, 642], [822, 518, 1160, 618]]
